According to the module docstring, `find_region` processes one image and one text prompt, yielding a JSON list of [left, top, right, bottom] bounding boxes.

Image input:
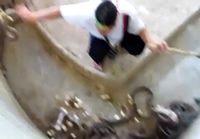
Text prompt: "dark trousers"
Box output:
[[88, 32, 145, 64]]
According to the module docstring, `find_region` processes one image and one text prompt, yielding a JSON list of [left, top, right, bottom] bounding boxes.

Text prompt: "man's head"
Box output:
[[95, 0, 118, 35]]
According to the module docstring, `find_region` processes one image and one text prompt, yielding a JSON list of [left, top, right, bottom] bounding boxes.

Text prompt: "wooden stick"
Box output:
[[168, 47, 200, 57]]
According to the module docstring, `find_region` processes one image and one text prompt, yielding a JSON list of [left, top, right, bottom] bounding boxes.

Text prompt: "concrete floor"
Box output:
[[1, 0, 200, 139]]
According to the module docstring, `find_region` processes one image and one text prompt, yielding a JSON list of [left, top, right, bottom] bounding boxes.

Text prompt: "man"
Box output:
[[15, 0, 168, 70]]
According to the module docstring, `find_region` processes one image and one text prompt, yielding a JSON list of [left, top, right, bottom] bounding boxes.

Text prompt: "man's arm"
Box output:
[[15, 4, 61, 23], [139, 28, 168, 52]]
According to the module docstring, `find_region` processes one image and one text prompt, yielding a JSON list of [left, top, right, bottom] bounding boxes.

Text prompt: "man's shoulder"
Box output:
[[115, 0, 137, 15]]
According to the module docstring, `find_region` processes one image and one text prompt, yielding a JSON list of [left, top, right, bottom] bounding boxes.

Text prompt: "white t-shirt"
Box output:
[[60, 0, 145, 46]]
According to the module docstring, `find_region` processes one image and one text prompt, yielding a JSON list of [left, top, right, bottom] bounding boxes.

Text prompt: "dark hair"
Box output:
[[95, 0, 118, 26]]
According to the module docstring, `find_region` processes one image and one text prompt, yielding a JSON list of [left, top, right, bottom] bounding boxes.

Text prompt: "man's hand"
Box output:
[[14, 4, 36, 24], [139, 29, 169, 53], [147, 40, 169, 53]]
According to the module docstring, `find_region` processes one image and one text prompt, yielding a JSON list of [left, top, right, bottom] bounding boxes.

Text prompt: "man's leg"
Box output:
[[120, 32, 145, 56], [88, 35, 110, 69]]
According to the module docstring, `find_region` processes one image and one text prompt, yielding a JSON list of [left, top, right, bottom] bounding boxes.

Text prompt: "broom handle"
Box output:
[[168, 47, 199, 57]]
